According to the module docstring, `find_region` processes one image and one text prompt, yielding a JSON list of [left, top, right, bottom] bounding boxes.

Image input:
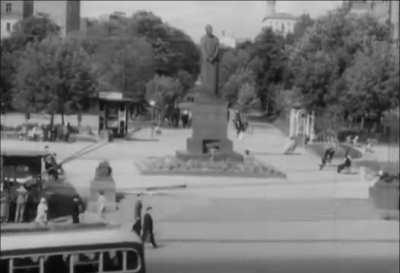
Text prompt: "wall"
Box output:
[[1, 0, 24, 39], [0, 17, 19, 39]]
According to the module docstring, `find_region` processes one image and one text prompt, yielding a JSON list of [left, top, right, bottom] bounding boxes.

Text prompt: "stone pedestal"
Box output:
[[89, 161, 116, 212], [177, 97, 242, 161]]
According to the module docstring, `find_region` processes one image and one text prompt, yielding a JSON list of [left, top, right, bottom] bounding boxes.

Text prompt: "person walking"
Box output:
[[14, 186, 28, 223], [35, 198, 48, 226], [337, 153, 352, 174], [132, 217, 142, 236], [142, 207, 157, 248], [132, 194, 143, 236], [134, 194, 143, 221], [319, 147, 335, 170], [71, 195, 82, 224]]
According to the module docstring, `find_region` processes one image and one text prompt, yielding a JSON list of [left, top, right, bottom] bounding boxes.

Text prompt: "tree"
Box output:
[[0, 49, 16, 110], [1, 15, 61, 110], [220, 68, 255, 106], [92, 37, 155, 99], [6, 15, 60, 51], [13, 37, 97, 125], [252, 27, 288, 112], [237, 82, 258, 112], [342, 41, 399, 130], [286, 14, 314, 44], [176, 69, 195, 93], [82, 10, 199, 101], [129, 11, 200, 78], [145, 75, 183, 121], [219, 48, 252, 88], [289, 9, 391, 117]]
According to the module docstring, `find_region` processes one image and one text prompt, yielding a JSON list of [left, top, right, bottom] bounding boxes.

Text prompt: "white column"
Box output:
[[310, 111, 316, 142], [289, 108, 295, 138], [305, 113, 310, 137]]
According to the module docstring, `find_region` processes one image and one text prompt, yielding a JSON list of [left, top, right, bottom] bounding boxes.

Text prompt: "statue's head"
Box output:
[[205, 24, 213, 35]]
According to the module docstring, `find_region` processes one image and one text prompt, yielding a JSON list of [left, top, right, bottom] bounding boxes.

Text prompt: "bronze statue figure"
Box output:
[[200, 24, 220, 97]]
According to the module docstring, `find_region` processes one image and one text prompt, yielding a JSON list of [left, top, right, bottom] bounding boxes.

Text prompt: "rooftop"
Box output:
[[98, 91, 135, 102], [1, 149, 48, 157], [263, 12, 298, 21]]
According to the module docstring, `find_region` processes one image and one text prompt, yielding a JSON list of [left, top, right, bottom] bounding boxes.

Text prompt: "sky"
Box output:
[[81, 1, 343, 42]]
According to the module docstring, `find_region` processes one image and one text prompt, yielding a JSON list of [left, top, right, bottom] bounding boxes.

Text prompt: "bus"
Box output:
[[0, 224, 145, 273]]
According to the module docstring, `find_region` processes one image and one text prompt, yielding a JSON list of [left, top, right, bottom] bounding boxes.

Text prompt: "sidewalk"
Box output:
[[154, 220, 399, 242]]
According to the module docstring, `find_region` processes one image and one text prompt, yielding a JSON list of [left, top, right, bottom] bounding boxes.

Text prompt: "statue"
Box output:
[[200, 24, 220, 97], [176, 25, 243, 162], [89, 160, 116, 211]]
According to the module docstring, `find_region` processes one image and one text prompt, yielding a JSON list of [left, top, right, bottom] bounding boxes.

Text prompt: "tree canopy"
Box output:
[[289, 9, 392, 117], [13, 37, 97, 121]]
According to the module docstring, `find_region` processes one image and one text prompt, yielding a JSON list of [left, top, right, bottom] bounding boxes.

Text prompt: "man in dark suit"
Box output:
[[337, 153, 352, 173], [71, 195, 82, 224], [132, 217, 142, 236], [142, 206, 157, 248], [134, 194, 143, 222]]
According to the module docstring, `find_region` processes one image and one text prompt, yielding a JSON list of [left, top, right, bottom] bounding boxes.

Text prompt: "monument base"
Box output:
[[176, 149, 243, 162], [177, 96, 243, 162]]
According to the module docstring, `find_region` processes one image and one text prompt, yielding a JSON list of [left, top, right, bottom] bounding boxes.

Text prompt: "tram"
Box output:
[[1, 149, 81, 223], [0, 223, 145, 273]]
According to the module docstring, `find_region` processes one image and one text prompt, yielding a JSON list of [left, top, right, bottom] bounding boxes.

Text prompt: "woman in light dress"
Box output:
[[35, 197, 48, 226]]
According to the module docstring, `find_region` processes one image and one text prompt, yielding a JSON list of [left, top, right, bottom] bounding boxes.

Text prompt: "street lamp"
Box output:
[[149, 100, 156, 124]]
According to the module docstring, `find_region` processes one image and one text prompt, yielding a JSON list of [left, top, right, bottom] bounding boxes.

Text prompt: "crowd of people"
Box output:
[[18, 123, 76, 142]]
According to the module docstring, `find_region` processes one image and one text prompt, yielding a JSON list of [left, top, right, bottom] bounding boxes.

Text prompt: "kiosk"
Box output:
[[97, 92, 133, 138]]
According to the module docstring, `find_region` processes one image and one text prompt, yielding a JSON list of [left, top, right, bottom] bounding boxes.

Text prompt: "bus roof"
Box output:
[[1, 224, 142, 255], [1, 149, 48, 157]]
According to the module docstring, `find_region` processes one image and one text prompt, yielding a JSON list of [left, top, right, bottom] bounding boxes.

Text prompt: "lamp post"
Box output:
[[149, 100, 156, 123], [149, 100, 156, 138]]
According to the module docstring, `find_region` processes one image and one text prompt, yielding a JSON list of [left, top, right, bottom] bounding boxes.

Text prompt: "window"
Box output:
[[126, 251, 140, 271], [72, 253, 99, 273], [44, 255, 69, 273], [6, 22, 11, 32], [13, 256, 40, 273], [103, 250, 123, 272], [6, 3, 12, 13], [0, 259, 9, 273]]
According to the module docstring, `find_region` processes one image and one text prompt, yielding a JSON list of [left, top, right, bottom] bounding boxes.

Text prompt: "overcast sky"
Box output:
[[81, 1, 342, 42]]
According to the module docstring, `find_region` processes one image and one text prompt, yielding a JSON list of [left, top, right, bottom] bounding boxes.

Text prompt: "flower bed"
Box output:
[[136, 156, 286, 178]]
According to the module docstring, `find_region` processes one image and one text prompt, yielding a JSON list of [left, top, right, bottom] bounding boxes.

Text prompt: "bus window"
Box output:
[[44, 255, 69, 273], [103, 250, 123, 271], [0, 259, 9, 273], [13, 256, 40, 273], [126, 251, 140, 271], [73, 253, 99, 273]]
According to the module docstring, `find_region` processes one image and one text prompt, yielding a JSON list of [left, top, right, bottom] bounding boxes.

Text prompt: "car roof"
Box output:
[[1, 149, 48, 157], [1, 224, 141, 254]]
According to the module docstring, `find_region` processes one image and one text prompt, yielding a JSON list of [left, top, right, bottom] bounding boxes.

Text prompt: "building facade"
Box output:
[[1, 0, 80, 39], [0, 0, 33, 39], [33, 0, 80, 37], [220, 31, 237, 48], [262, 0, 297, 36]]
